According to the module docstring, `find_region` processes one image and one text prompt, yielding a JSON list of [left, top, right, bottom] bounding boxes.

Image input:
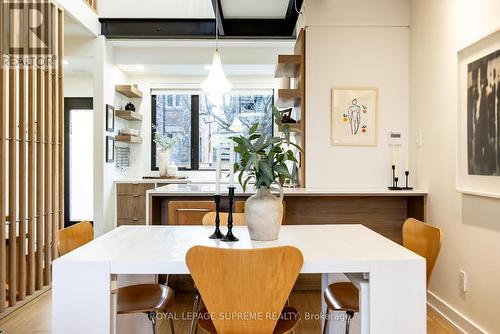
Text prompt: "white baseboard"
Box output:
[[427, 291, 487, 334]]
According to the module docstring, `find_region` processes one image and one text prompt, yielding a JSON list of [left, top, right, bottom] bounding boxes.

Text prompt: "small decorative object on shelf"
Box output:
[[209, 194, 224, 239], [280, 108, 297, 124], [388, 165, 403, 190], [403, 171, 414, 190], [125, 102, 136, 111], [221, 187, 239, 242]]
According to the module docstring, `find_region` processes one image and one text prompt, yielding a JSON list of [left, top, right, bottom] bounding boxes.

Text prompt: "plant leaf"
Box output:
[[249, 122, 259, 135]]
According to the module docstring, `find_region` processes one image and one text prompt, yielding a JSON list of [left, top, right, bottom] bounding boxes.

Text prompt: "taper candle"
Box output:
[[215, 141, 221, 195], [229, 142, 235, 187]]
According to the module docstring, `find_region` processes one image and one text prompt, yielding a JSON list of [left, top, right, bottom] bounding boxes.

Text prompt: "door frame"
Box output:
[[64, 97, 94, 227]]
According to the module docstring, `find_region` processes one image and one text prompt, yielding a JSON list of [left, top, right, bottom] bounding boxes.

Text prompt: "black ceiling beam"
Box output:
[[285, 0, 304, 36], [99, 19, 216, 39], [223, 19, 293, 38], [210, 0, 225, 36]]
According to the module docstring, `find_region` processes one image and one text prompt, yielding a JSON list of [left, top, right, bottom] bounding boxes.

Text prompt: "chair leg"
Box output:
[[323, 308, 330, 334], [189, 292, 201, 334], [168, 316, 175, 334], [148, 312, 157, 334], [344, 311, 354, 334]]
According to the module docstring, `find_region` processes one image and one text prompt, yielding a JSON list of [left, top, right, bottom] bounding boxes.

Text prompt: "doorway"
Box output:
[[64, 98, 94, 227]]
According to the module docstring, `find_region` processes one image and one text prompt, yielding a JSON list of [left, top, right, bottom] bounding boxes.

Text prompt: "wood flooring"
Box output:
[[0, 289, 458, 334]]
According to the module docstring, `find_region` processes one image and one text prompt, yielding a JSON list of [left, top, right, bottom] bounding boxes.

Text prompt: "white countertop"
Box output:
[[56, 225, 422, 274], [114, 178, 191, 184], [147, 183, 428, 197]]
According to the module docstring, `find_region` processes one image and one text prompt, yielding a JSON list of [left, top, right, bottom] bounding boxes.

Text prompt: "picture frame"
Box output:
[[106, 104, 115, 132], [106, 136, 115, 163], [331, 88, 378, 146], [457, 28, 500, 198]]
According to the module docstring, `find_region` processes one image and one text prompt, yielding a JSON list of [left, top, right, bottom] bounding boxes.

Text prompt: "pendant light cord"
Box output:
[[215, 0, 219, 51]]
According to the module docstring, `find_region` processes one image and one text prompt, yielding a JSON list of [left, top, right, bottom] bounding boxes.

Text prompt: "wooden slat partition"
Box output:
[[84, 0, 98, 12], [0, 0, 7, 312], [43, 2, 53, 286], [0, 0, 64, 316]]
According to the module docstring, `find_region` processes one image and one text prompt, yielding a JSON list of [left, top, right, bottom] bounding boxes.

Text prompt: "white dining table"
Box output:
[[52, 225, 426, 334]]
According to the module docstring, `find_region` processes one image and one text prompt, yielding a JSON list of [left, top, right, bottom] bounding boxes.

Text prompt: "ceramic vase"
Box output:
[[245, 187, 284, 241], [158, 150, 171, 177]]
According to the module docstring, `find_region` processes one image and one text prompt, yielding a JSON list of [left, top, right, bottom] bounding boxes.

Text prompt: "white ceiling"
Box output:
[[221, 0, 290, 19], [98, 0, 292, 19], [64, 13, 94, 37], [112, 39, 293, 76]]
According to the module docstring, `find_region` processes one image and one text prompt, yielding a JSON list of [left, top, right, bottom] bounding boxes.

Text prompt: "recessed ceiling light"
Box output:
[[136, 64, 145, 70], [63, 60, 68, 65]]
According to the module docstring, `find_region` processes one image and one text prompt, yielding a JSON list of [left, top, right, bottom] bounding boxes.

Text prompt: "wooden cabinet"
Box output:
[[116, 183, 155, 226], [168, 201, 216, 225]]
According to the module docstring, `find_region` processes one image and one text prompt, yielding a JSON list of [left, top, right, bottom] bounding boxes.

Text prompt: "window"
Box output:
[[151, 91, 274, 170]]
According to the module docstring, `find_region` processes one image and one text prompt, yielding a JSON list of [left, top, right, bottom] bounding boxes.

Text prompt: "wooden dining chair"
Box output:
[[185, 212, 247, 334], [201, 212, 246, 226], [186, 245, 303, 334], [322, 218, 442, 334], [58, 221, 176, 334]]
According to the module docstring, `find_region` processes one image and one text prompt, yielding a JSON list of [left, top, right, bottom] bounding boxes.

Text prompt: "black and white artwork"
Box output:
[[467, 48, 500, 176], [106, 104, 115, 132]]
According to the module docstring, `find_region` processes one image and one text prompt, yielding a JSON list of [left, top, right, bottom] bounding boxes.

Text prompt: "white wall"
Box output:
[[304, 0, 410, 188], [93, 37, 132, 237], [410, 0, 500, 332], [64, 75, 93, 97]]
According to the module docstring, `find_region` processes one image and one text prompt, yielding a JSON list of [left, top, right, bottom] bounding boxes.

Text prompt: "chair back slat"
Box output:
[[186, 246, 303, 334], [403, 218, 442, 286], [58, 221, 94, 256]]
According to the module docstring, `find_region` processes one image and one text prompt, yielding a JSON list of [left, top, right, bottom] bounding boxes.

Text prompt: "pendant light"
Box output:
[[201, 0, 232, 107]]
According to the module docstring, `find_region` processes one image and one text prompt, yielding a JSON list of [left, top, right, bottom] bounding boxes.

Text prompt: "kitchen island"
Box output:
[[147, 184, 427, 244]]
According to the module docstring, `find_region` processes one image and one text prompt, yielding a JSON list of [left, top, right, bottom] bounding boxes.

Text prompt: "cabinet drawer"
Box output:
[[168, 201, 216, 225], [117, 195, 140, 219], [117, 218, 145, 226], [117, 183, 155, 196]]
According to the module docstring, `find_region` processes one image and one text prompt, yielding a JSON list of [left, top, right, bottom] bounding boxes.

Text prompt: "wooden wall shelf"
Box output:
[[115, 135, 142, 144], [275, 55, 301, 78], [280, 123, 302, 131], [115, 85, 143, 98], [115, 110, 143, 121], [276, 89, 301, 108]]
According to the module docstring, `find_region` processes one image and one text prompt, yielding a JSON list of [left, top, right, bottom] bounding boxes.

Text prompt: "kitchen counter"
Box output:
[[146, 183, 427, 245], [114, 178, 191, 184], [147, 183, 427, 196]]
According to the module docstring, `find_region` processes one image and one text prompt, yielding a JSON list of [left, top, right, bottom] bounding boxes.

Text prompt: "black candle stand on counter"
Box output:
[[388, 165, 413, 191], [208, 187, 239, 242], [221, 187, 239, 242], [208, 194, 224, 239]]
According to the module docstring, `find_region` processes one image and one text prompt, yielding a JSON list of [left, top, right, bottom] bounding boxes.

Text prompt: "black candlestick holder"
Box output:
[[402, 171, 414, 190], [209, 194, 224, 239], [388, 165, 403, 190], [221, 187, 239, 242]]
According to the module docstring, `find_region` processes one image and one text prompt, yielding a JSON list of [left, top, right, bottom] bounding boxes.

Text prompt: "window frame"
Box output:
[[151, 91, 274, 171]]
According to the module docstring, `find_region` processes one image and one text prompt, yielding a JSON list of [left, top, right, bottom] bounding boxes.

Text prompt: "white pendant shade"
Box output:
[[229, 116, 245, 132], [201, 50, 232, 107]]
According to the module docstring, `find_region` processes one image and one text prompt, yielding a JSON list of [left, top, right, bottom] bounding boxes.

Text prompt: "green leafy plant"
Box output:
[[152, 125, 179, 152], [232, 107, 302, 192]]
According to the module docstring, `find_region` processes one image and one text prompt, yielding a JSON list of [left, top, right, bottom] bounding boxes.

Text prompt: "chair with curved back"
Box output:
[[322, 218, 442, 334], [186, 245, 303, 334], [58, 221, 176, 334], [201, 212, 246, 226]]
